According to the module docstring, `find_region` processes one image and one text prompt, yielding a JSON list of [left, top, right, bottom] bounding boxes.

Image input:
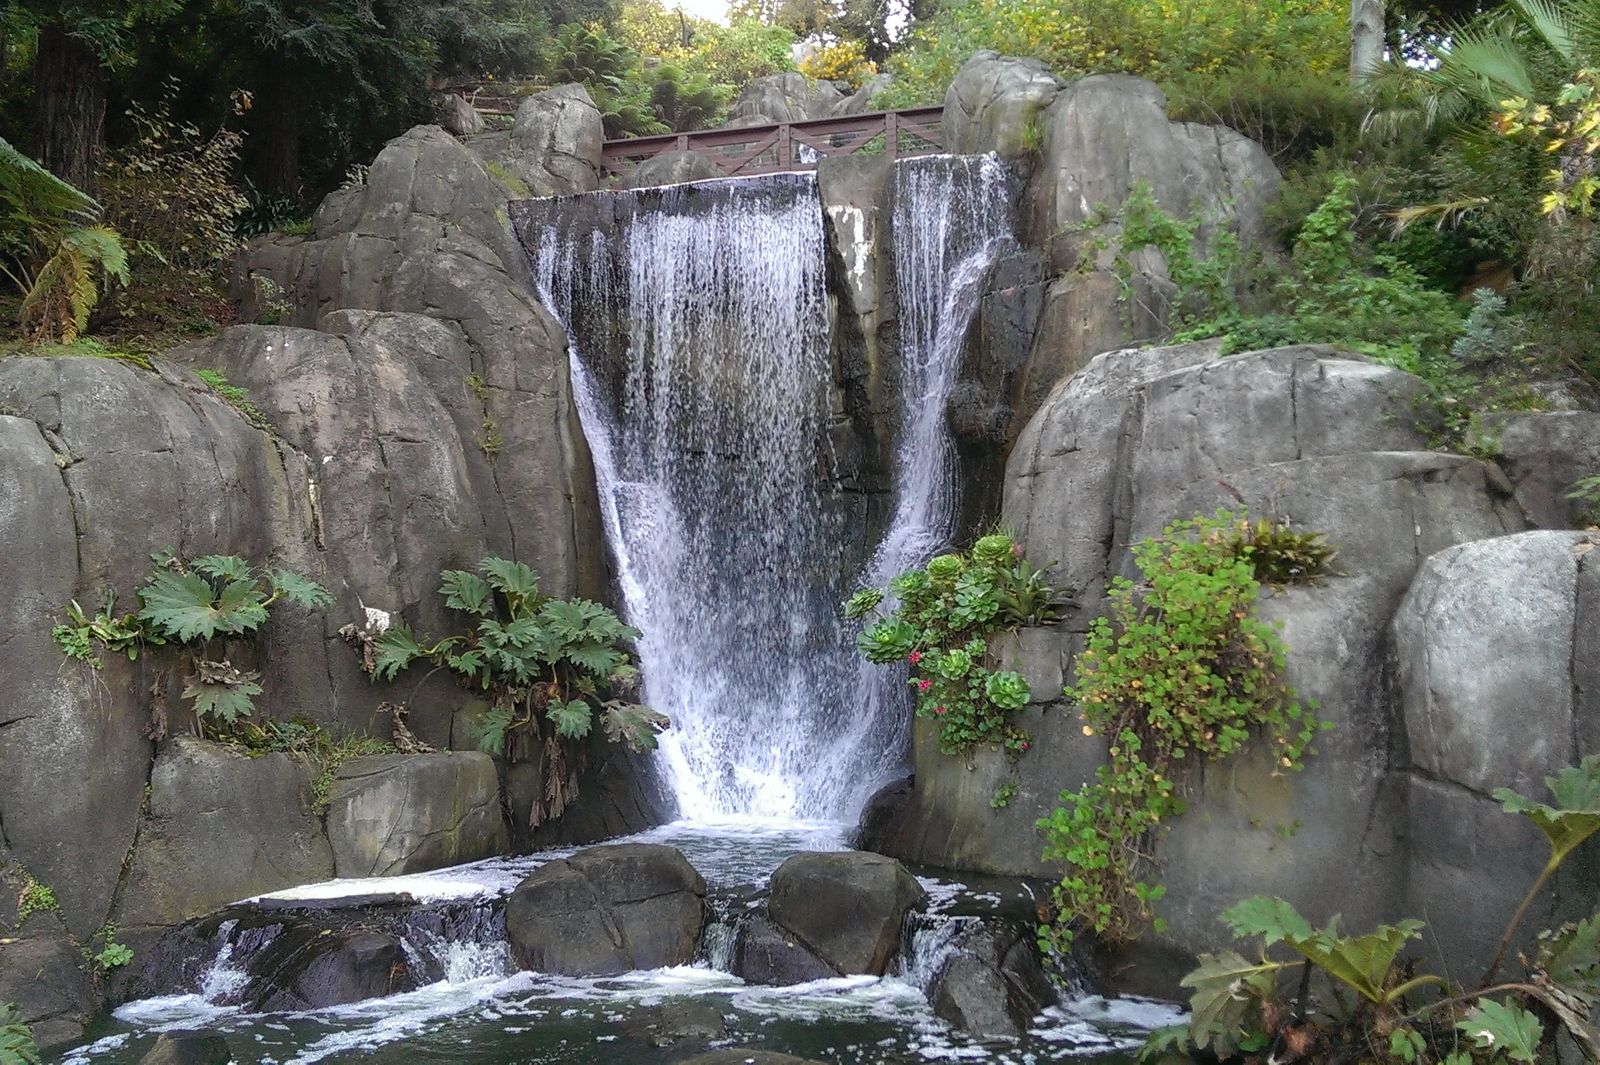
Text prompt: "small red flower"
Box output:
[[907, 651, 922, 665], [1020, 741, 1031, 750], [934, 706, 947, 715], [918, 679, 932, 693]]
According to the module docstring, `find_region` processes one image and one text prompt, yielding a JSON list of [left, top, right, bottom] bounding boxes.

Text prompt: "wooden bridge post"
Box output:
[[884, 111, 899, 161]]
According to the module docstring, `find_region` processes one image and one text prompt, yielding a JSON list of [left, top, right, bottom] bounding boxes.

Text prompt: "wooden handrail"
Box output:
[[600, 105, 946, 183]]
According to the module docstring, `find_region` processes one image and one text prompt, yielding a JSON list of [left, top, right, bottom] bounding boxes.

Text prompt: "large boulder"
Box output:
[[0, 854, 94, 1047], [732, 915, 839, 986], [766, 852, 926, 975], [115, 738, 334, 935], [470, 84, 604, 197], [505, 844, 705, 975], [623, 150, 722, 189], [865, 342, 1529, 992], [942, 51, 1062, 160], [325, 752, 507, 878], [726, 73, 846, 125], [925, 921, 1056, 1038], [1393, 530, 1600, 978], [232, 927, 416, 1011]]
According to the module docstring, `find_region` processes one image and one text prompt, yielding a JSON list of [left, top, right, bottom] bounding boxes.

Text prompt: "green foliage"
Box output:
[[362, 557, 661, 824], [878, 0, 1348, 109], [849, 534, 1062, 757], [194, 368, 270, 430], [14, 878, 58, 924], [228, 717, 396, 810], [1039, 512, 1324, 950], [18, 224, 130, 345], [990, 780, 1017, 809], [0, 1002, 40, 1065], [1567, 475, 1600, 525], [55, 554, 329, 730], [1153, 753, 1600, 1063], [1221, 514, 1339, 586], [89, 925, 134, 975]]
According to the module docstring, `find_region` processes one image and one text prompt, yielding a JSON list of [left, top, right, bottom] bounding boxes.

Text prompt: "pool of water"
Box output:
[[55, 819, 1181, 1065]]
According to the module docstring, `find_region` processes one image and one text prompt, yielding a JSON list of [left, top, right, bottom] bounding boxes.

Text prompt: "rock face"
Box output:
[[234, 927, 416, 1012], [727, 72, 847, 125], [1393, 530, 1600, 979], [325, 752, 507, 878], [505, 844, 706, 975], [1478, 411, 1600, 528], [0, 90, 656, 1041], [115, 738, 334, 936], [732, 915, 839, 985], [864, 342, 1552, 991], [941, 54, 1282, 432], [469, 84, 604, 196], [767, 852, 926, 975]]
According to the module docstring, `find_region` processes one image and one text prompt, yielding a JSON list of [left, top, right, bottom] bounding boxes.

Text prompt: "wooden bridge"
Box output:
[[600, 105, 946, 184]]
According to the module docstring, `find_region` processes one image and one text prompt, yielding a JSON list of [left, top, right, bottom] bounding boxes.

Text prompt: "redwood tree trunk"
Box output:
[[255, 54, 302, 195], [34, 21, 105, 194]]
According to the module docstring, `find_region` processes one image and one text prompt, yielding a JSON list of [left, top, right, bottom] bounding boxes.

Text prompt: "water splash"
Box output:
[[520, 157, 1013, 820]]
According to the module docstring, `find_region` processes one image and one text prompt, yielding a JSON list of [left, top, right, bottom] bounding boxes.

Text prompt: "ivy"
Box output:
[[848, 533, 1065, 757], [1039, 511, 1327, 951]]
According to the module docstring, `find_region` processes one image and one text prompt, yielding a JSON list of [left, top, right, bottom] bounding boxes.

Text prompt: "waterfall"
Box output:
[[517, 157, 1013, 822]]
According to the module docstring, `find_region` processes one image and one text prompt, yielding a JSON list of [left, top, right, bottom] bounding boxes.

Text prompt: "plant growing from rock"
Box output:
[[848, 533, 1063, 757], [52, 553, 332, 734], [0, 1002, 39, 1065], [1142, 754, 1600, 1064], [361, 557, 666, 825], [1039, 511, 1326, 951], [1568, 475, 1600, 527]]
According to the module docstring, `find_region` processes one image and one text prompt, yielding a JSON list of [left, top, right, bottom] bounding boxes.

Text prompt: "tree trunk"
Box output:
[[33, 21, 105, 194], [255, 54, 302, 195], [1350, 0, 1385, 82]]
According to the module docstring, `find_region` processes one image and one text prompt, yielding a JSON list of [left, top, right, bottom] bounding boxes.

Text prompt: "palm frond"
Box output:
[[1512, 0, 1580, 64]]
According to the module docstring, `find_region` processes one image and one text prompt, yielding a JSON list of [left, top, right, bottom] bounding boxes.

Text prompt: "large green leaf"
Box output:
[[137, 570, 244, 642], [602, 700, 669, 751], [439, 570, 492, 616], [479, 557, 539, 601], [1539, 915, 1600, 994], [0, 134, 97, 222], [1179, 949, 1284, 1056], [182, 663, 263, 725], [269, 568, 333, 609], [1495, 754, 1600, 863], [1221, 896, 1316, 947], [1291, 916, 1425, 1004], [190, 554, 252, 581], [214, 578, 271, 634], [1457, 998, 1544, 1063], [548, 698, 593, 739], [566, 640, 624, 677], [371, 625, 425, 681], [476, 704, 515, 755]]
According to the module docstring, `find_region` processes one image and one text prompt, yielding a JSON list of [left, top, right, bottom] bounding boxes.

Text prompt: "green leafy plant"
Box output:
[[848, 534, 1061, 757], [1567, 475, 1600, 526], [1039, 511, 1325, 951], [1147, 754, 1600, 1063], [991, 781, 1018, 809], [361, 558, 665, 826], [1222, 514, 1339, 586], [0, 1002, 40, 1065], [13, 877, 58, 925], [227, 717, 396, 811], [54, 554, 331, 733], [89, 924, 133, 975], [194, 368, 270, 430]]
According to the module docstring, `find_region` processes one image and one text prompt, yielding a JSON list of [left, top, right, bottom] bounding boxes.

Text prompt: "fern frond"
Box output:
[[62, 226, 130, 288], [0, 135, 97, 220]]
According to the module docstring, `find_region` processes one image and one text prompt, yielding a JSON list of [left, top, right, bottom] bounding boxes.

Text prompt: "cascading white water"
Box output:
[[523, 157, 1013, 821]]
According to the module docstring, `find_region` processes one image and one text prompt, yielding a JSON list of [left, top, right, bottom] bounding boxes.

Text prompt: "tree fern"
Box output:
[[0, 135, 97, 222], [18, 226, 129, 344]]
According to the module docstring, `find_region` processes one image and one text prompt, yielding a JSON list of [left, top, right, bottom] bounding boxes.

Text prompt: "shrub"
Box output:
[[1038, 512, 1325, 950], [362, 558, 665, 825], [848, 533, 1063, 757], [799, 39, 877, 89], [1144, 755, 1600, 1064]]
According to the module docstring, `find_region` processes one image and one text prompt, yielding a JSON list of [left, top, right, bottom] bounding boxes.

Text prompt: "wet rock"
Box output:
[[926, 921, 1055, 1038], [325, 751, 507, 878], [625, 998, 728, 1047], [137, 1032, 232, 1065], [623, 150, 721, 189], [505, 843, 705, 975], [767, 852, 926, 975], [117, 737, 334, 935], [732, 915, 838, 985], [238, 927, 416, 1011]]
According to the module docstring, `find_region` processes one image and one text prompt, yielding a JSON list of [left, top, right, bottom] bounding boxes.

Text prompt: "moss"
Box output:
[[195, 368, 271, 430], [484, 161, 532, 199]]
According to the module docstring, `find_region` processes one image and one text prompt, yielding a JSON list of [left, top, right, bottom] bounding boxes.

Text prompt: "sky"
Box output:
[[672, 0, 733, 25]]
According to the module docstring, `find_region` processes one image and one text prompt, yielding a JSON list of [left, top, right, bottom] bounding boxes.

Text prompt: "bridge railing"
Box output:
[[600, 105, 946, 184]]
